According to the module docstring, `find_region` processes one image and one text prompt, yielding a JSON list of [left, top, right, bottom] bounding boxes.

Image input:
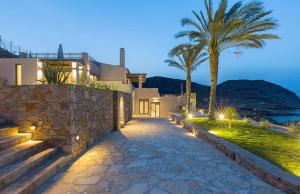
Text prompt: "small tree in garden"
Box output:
[[224, 106, 238, 128], [260, 120, 271, 129], [39, 61, 70, 84], [287, 122, 300, 134]]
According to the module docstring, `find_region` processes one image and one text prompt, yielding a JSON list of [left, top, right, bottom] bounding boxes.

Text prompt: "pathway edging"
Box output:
[[169, 113, 300, 194]]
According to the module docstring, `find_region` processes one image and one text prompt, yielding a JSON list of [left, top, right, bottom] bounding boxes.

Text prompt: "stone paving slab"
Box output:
[[37, 118, 282, 194]]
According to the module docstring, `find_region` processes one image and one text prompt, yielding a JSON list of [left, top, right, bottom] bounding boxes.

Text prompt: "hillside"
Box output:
[[142, 76, 300, 110]]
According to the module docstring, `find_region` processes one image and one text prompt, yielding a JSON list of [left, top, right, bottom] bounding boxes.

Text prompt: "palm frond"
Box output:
[[176, 0, 279, 54], [165, 59, 186, 72]]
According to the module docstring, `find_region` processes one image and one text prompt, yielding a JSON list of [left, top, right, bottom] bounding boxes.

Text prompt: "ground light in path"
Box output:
[[189, 118, 300, 176]]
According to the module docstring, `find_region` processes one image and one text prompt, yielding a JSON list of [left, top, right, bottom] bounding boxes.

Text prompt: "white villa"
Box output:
[[0, 44, 196, 118]]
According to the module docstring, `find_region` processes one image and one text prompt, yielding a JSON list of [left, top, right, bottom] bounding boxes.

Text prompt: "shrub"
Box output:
[[89, 81, 112, 90], [224, 106, 238, 128], [287, 122, 300, 134], [242, 117, 252, 125], [39, 61, 70, 84], [260, 120, 271, 129]]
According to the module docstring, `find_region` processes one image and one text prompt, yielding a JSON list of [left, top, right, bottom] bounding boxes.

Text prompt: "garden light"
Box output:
[[218, 114, 225, 120], [75, 135, 80, 141], [188, 113, 193, 119]]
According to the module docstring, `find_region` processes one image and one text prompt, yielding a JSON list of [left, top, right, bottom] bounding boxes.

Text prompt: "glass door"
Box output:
[[150, 102, 160, 117]]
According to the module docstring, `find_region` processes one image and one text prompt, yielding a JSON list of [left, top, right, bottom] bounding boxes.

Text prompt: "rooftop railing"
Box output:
[[21, 52, 82, 60]]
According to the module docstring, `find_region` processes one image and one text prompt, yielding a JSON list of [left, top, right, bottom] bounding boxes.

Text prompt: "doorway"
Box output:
[[150, 102, 160, 118], [139, 99, 149, 115]]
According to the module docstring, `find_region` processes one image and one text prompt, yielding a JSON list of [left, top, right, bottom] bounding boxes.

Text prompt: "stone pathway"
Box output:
[[38, 118, 282, 194]]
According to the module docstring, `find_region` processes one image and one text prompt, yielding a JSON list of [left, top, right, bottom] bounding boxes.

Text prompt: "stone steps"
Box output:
[[0, 147, 58, 190], [0, 134, 31, 151], [0, 126, 73, 194], [0, 126, 18, 136], [0, 141, 46, 169], [1, 153, 72, 194]]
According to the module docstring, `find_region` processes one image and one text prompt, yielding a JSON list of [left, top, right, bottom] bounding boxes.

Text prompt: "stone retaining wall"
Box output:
[[169, 113, 300, 194], [0, 85, 132, 155]]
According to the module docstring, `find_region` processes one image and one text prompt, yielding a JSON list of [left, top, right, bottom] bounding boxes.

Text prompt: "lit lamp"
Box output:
[[30, 124, 36, 131], [218, 114, 225, 120], [75, 134, 80, 141], [188, 113, 193, 119]]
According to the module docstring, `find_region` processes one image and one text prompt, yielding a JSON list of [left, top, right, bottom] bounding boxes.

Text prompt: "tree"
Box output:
[[224, 106, 238, 128], [176, 0, 279, 119], [165, 44, 207, 113]]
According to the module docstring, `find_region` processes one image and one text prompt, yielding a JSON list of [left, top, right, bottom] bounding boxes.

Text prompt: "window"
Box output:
[[139, 99, 149, 115], [15, 64, 22, 85]]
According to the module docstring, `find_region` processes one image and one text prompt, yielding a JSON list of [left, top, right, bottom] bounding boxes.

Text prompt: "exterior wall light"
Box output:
[[218, 114, 225, 120], [30, 124, 36, 131], [75, 134, 80, 141], [198, 109, 204, 114], [188, 113, 193, 119]]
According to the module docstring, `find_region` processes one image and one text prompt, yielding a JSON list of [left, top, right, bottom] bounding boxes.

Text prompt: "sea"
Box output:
[[268, 109, 300, 123]]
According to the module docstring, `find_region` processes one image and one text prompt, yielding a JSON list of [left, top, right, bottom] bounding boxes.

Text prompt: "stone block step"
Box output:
[[0, 141, 46, 169], [0, 134, 31, 151], [0, 147, 57, 190], [1, 153, 72, 194], [0, 126, 18, 136]]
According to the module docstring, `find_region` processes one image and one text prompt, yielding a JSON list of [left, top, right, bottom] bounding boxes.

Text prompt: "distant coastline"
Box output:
[[267, 109, 300, 123]]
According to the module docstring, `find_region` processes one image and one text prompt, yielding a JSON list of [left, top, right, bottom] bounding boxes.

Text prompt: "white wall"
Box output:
[[160, 95, 182, 117], [99, 64, 128, 83], [0, 58, 38, 85], [133, 88, 159, 115]]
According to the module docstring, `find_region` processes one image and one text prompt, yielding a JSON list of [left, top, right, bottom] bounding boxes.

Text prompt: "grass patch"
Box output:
[[189, 118, 300, 177]]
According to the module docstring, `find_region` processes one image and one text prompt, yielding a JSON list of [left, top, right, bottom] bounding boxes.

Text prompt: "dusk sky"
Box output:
[[1, 0, 299, 95]]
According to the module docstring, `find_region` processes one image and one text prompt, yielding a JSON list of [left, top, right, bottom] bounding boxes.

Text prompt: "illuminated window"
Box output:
[[15, 64, 22, 85], [71, 62, 77, 83]]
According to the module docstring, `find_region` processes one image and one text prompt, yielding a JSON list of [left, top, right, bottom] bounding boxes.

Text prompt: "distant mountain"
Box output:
[[142, 76, 300, 109]]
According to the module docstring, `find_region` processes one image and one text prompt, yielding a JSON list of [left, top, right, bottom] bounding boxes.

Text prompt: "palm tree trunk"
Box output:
[[186, 70, 191, 113], [208, 52, 219, 119]]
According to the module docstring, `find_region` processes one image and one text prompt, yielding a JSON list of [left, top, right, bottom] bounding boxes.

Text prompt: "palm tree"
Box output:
[[176, 0, 279, 119], [165, 44, 207, 113]]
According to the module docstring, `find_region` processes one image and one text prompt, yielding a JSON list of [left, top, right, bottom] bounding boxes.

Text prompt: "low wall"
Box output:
[[169, 113, 300, 194], [0, 85, 132, 154]]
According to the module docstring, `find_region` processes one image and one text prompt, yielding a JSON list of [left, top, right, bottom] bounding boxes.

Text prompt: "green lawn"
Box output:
[[189, 118, 300, 177]]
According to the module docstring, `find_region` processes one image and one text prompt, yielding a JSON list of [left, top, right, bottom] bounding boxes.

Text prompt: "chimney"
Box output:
[[81, 52, 89, 64], [120, 48, 125, 67]]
